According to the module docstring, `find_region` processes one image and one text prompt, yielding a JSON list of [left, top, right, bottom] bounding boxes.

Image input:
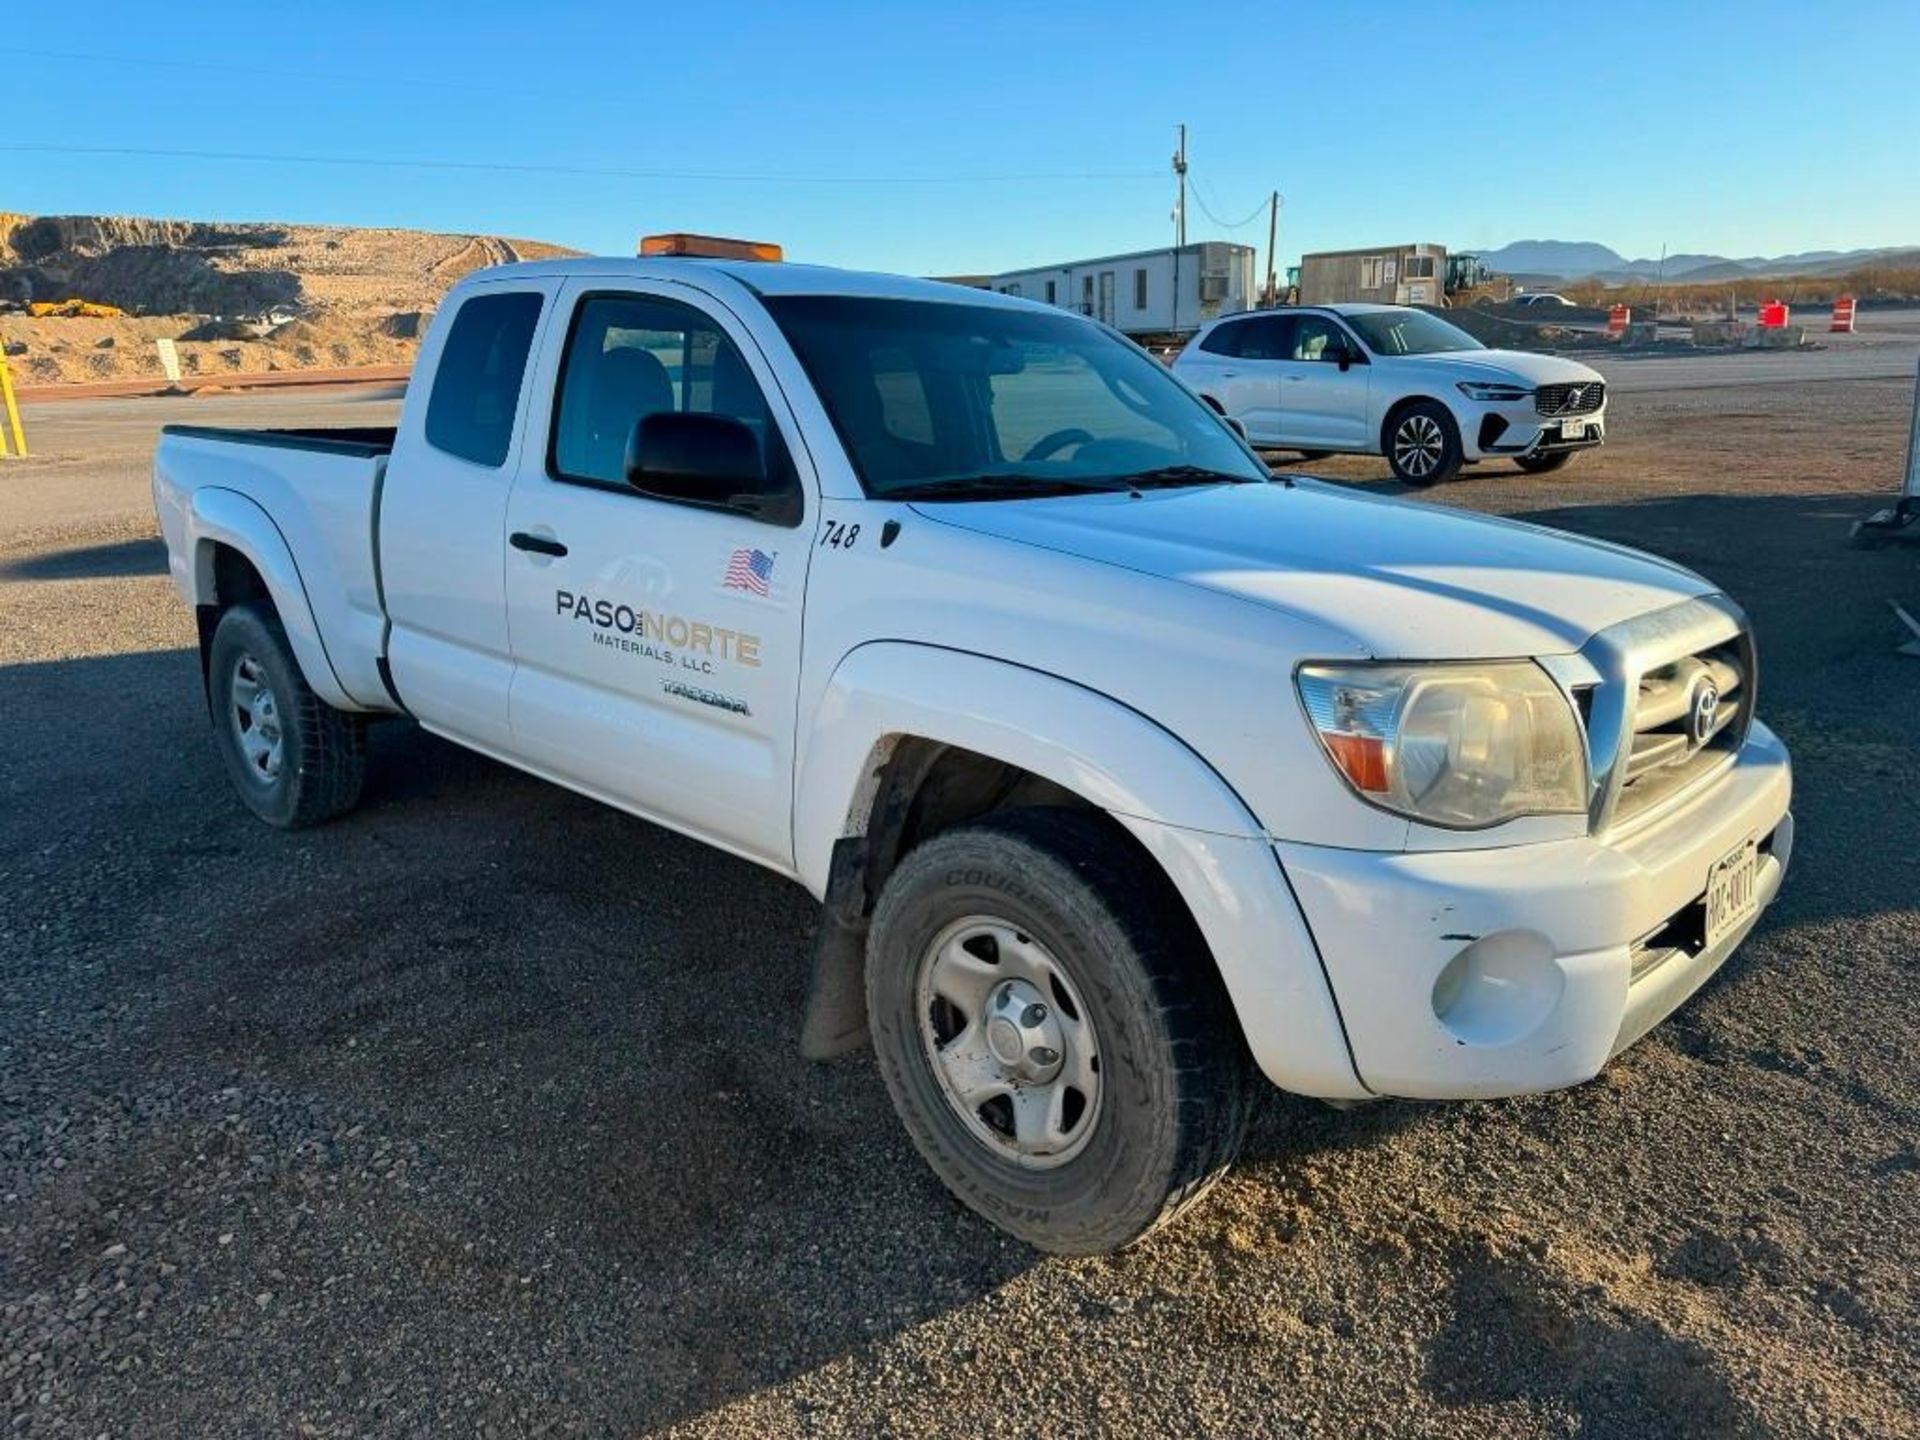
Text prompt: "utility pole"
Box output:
[[1173, 124, 1188, 247], [1264, 190, 1280, 307]]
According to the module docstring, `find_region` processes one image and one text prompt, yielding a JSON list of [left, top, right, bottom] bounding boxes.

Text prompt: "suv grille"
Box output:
[[1536, 381, 1606, 418], [1610, 634, 1752, 826]]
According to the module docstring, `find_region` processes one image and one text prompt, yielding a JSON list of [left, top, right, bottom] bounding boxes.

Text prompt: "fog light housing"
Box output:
[[1430, 930, 1564, 1046]]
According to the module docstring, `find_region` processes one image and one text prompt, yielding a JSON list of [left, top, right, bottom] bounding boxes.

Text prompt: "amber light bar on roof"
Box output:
[[638, 233, 784, 262]]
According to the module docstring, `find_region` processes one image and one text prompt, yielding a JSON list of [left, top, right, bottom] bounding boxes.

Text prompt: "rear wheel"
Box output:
[[208, 603, 367, 829], [1516, 450, 1576, 473], [1385, 401, 1462, 485], [866, 808, 1251, 1254]]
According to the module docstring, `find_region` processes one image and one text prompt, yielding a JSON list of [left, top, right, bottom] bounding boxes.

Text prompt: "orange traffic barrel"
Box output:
[[1607, 304, 1630, 337], [1757, 300, 1790, 328], [1830, 295, 1857, 332]]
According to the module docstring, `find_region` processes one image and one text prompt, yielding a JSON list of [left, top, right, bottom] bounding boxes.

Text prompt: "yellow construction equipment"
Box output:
[[28, 299, 126, 319], [0, 355, 26, 457]]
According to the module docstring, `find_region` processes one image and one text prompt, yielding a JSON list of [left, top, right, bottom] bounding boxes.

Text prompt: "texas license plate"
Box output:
[[1704, 838, 1760, 951], [1558, 420, 1587, 441]]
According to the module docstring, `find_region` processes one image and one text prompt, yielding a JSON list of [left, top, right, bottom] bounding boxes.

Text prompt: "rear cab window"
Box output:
[[424, 290, 544, 467]]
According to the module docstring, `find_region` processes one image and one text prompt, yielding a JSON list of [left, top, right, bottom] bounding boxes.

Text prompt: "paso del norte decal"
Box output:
[[555, 589, 761, 674]]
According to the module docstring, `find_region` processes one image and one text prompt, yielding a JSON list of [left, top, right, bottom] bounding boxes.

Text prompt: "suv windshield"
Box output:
[[1345, 309, 1484, 357], [764, 295, 1267, 498]]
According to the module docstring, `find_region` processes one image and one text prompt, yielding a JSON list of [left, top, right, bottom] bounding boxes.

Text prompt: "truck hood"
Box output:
[[913, 478, 1710, 659], [1390, 348, 1604, 387]]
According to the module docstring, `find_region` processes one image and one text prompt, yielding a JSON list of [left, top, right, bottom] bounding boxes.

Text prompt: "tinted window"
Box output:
[[1291, 315, 1350, 362], [766, 295, 1266, 496], [425, 291, 543, 467], [1198, 321, 1246, 357], [551, 294, 782, 488], [1236, 315, 1296, 361]]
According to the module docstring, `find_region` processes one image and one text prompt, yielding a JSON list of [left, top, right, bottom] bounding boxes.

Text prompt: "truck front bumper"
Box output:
[[1274, 721, 1793, 1099]]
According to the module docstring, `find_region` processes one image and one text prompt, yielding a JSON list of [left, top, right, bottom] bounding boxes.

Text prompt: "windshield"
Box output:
[[1345, 309, 1484, 357], [764, 295, 1267, 498]]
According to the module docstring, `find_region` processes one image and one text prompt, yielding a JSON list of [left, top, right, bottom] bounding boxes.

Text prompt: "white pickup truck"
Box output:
[[154, 243, 1793, 1254]]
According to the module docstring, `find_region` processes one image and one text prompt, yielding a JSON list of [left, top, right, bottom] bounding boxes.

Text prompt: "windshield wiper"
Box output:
[[882, 473, 1136, 502], [1114, 464, 1262, 489]]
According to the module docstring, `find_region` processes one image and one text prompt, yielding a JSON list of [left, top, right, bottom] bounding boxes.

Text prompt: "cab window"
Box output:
[[424, 290, 543, 468], [1291, 315, 1356, 363], [549, 293, 789, 493]]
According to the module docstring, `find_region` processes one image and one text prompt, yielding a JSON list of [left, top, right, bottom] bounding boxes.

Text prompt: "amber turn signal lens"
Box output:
[[639, 233, 784, 262]]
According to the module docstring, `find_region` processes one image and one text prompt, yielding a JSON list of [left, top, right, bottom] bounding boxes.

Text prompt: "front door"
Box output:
[[501, 280, 813, 868], [1276, 314, 1372, 447]]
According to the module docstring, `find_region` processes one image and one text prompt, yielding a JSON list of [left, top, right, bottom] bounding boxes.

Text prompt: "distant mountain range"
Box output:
[[1475, 239, 1920, 284]]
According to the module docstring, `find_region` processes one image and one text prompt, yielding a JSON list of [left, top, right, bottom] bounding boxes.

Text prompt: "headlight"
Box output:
[[1455, 381, 1533, 402], [1297, 662, 1588, 828]]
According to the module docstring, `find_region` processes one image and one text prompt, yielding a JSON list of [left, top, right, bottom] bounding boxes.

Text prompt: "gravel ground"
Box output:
[[2, 373, 1918, 1438]]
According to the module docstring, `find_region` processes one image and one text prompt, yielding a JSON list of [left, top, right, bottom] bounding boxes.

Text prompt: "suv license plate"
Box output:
[[1704, 838, 1760, 952], [1559, 420, 1587, 441]]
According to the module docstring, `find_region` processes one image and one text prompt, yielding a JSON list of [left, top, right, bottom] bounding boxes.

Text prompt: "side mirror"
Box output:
[[1330, 344, 1354, 372], [624, 412, 799, 524]]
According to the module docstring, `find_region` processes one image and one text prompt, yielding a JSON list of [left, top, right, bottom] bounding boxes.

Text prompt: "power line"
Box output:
[[1187, 174, 1269, 230], [0, 142, 1163, 188]]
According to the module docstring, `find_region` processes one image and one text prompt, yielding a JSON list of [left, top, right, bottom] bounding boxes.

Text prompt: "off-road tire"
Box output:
[[1385, 400, 1463, 486], [207, 603, 367, 829], [1516, 450, 1576, 474], [866, 807, 1251, 1254]]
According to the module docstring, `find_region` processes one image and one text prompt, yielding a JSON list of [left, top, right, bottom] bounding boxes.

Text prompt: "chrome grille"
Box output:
[[1611, 632, 1753, 827], [1536, 381, 1606, 418]]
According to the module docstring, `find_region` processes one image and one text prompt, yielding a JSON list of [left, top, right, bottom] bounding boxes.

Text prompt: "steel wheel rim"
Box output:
[[914, 916, 1102, 1171], [1394, 414, 1445, 476], [228, 653, 285, 783]]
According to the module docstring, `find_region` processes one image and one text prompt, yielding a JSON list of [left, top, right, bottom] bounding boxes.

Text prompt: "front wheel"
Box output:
[[207, 603, 367, 829], [1385, 401, 1463, 485], [1516, 450, 1576, 474], [866, 808, 1251, 1254]]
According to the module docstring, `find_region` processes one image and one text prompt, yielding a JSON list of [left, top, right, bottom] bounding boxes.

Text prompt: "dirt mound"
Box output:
[[0, 212, 580, 388]]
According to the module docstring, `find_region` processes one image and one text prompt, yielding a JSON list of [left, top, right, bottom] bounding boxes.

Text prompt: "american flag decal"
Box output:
[[722, 547, 776, 596]]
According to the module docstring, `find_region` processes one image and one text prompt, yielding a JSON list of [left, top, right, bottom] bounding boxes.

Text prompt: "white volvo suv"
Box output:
[[1172, 303, 1607, 485]]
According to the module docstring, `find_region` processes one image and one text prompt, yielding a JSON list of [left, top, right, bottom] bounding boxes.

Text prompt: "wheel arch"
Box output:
[[1378, 392, 1455, 453], [792, 642, 1368, 1098], [186, 488, 356, 709]]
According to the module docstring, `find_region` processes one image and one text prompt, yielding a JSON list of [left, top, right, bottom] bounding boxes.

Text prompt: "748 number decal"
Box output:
[[819, 520, 862, 550]]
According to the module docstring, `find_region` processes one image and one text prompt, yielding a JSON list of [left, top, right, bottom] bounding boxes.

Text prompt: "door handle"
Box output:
[[509, 531, 568, 557]]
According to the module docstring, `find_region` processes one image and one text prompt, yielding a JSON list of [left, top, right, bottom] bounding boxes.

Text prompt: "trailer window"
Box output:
[[1134, 269, 1148, 310], [424, 290, 543, 468]]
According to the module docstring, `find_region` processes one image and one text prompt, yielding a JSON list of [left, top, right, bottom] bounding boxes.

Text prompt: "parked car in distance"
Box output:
[[1172, 303, 1607, 483], [1514, 292, 1579, 309], [152, 245, 1789, 1254]]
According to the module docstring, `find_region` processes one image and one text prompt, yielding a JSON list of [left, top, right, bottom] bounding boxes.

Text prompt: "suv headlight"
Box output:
[[1456, 381, 1533, 402], [1297, 662, 1588, 828]]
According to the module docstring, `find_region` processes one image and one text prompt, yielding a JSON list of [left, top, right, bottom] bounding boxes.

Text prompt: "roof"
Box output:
[[988, 241, 1256, 279], [1201, 301, 1409, 329], [460, 255, 1030, 308]]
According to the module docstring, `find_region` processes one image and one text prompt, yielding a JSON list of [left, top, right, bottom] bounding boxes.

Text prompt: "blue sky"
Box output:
[[3, 1, 1914, 274]]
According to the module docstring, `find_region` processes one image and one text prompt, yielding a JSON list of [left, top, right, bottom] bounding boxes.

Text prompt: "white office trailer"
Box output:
[[980, 243, 1256, 339]]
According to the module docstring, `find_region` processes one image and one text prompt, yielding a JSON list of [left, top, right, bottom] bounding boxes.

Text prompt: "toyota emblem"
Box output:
[[1688, 680, 1721, 747]]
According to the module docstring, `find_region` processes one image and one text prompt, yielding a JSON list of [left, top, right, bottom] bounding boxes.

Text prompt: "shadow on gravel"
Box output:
[[0, 535, 169, 581]]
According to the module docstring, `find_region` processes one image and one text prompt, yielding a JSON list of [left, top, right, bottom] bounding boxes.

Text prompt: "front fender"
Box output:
[[187, 487, 359, 711], [794, 642, 1368, 1098]]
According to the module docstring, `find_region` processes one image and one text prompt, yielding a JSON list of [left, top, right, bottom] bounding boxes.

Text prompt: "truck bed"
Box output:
[[153, 424, 399, 713]]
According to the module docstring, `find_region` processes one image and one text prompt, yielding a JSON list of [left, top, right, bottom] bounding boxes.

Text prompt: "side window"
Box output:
[[1198, 321, 1245, 357], [424, 291, 543, 467], [1237, 315, 1296, 361], [1291, 316, 1345, 362], [1133, 268, 1149, 310], [550, 293, 781, 489]]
